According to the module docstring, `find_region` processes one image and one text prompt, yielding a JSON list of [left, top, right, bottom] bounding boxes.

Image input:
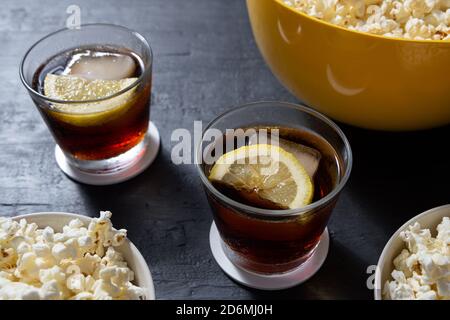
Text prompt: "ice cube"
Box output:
[[249, 135, 322, 179], [276, 138, 322, 179], [65, 51, 136, 80]]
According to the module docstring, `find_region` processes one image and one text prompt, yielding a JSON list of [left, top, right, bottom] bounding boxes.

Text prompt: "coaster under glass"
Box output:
[[209, 222, 329, 290], [55, 121, 160, 185]]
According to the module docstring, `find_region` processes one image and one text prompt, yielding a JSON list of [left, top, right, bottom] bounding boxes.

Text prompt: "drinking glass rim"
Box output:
[[195, 101, 353, 218], [19, 23, 153, 110]]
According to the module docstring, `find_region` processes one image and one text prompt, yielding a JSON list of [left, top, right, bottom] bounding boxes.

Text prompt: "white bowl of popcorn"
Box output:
[[0, 211, 155, 300], [375, 204, 450, 300]]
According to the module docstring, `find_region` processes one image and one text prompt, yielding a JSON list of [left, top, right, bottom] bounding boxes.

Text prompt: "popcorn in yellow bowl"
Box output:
[[282, 0, 450, 40]]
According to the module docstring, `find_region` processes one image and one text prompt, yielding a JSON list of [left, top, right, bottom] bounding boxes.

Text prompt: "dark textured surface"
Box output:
[[1, 0, 449, 300]]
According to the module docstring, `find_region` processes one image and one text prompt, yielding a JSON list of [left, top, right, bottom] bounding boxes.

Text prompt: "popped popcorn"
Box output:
[[383, 217, 450, 300], [0, 211, 145, 300], [282, 0, 450, 40]]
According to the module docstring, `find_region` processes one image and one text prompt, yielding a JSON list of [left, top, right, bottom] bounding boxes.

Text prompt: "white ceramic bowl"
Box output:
[[374, 204, 450, 300], [12, 212, 155, 300]]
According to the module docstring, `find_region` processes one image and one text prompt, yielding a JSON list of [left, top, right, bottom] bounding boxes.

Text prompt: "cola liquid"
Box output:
[[32, 46, 151, 161], [203, 127, 342, 274]]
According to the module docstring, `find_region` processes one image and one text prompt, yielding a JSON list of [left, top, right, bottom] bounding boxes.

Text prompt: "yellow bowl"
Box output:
[[246, 0, 450, 131]]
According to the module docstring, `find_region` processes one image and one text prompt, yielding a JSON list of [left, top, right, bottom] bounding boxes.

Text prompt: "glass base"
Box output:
[[64, 138, 148, 175], [221, 240, 319, 275], [209, 222, 329, 290], [55, 121, 160, 185]]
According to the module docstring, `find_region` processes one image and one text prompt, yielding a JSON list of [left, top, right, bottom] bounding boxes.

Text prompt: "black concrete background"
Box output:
[[1, 0, 448, 299]]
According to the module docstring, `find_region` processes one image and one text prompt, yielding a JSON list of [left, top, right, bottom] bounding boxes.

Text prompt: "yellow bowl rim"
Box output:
[[272, 0, 450, 45]]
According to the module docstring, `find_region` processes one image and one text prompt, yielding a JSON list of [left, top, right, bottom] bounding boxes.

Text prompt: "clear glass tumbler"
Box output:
[[196, 101, 352, 274], [20, 24, 153, 174]]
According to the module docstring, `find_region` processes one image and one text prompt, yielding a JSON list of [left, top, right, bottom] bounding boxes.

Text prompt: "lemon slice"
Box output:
[[43, 74, 138, 126], [209, 144, 314, 209]]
